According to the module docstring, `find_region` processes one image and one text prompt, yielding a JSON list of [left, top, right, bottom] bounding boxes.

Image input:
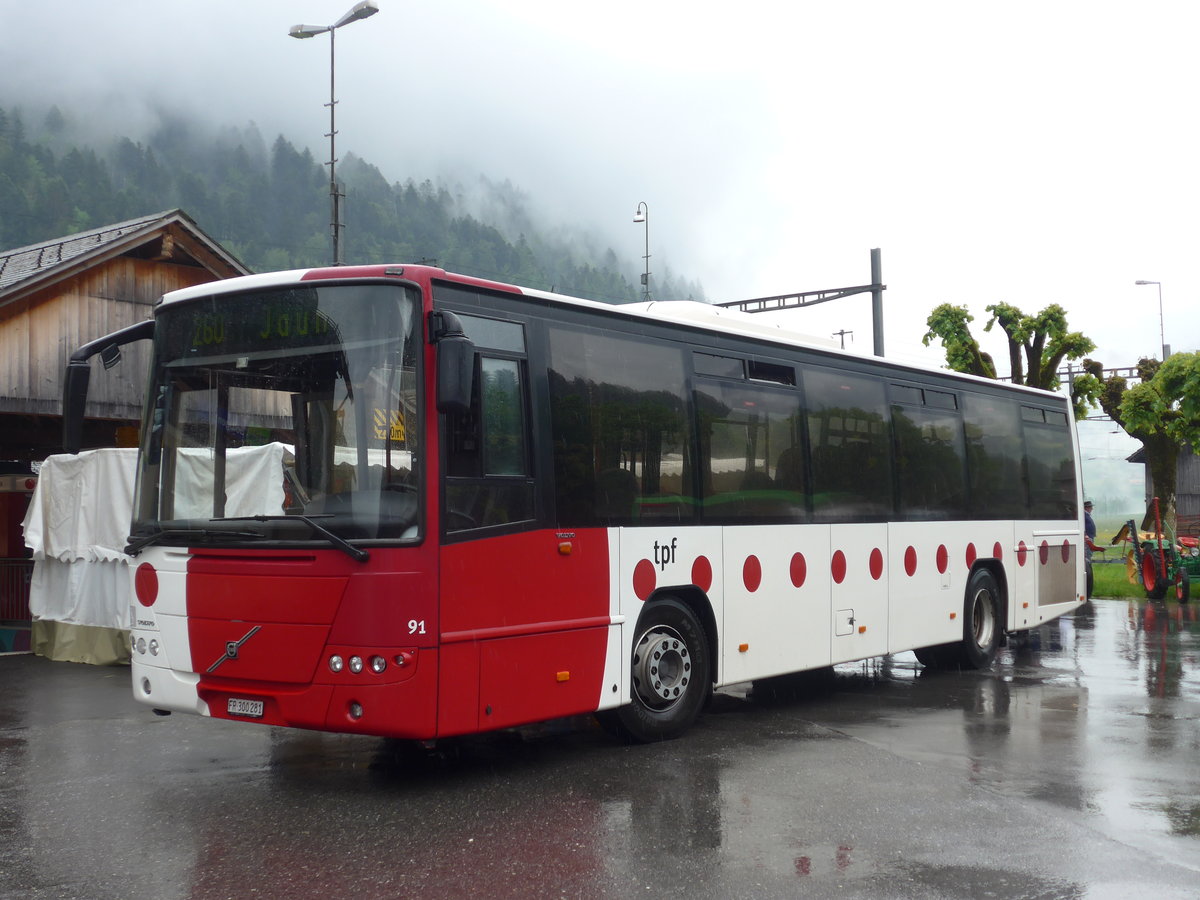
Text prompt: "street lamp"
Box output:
[[633, 202, 650, 301], [289, 1, 380, 266], [1133, 280, 1169, 360]]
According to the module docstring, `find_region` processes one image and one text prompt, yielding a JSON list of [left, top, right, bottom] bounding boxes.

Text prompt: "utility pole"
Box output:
[[717, 249, 887, 357]]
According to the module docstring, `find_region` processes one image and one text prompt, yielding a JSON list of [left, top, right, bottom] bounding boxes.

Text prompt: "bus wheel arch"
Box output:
[[607, 590, 714, 742]]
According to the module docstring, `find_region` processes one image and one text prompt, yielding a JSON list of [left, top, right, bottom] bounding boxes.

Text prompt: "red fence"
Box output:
[[0, 559, 34, 622]]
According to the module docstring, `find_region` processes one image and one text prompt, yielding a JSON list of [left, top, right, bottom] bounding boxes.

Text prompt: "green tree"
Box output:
[[1076, 353, 1200, 526], [923, 302, 1096, 417]]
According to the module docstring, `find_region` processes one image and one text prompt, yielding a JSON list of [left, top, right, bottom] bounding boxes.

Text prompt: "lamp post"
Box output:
[[1134, 280, 1169, 360], [633, 202, 650, 301], [289, 1, 380, 266]]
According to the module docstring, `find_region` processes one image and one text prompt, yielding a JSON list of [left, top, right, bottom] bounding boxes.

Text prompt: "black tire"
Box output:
[[609, 597, 711, 743], [914, 645, 949, 668], [1176, 570, 1190, 604], [958, 569, 1001, 669], [1141, 551, 1168, 601], [916, 570, 1001, 670]]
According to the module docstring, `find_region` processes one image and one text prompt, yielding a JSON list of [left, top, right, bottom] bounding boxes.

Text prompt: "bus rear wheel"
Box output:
[[605, 597, 711, 743], [959, 569, 1000, 669], [917, 569, 1000, 670]]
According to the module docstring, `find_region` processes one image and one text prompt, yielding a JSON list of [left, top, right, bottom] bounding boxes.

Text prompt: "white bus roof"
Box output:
[[157, 266, 1065, 401]]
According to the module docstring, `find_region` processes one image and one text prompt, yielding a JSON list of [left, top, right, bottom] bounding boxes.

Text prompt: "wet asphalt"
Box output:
[[1, 598, 1198, 900]]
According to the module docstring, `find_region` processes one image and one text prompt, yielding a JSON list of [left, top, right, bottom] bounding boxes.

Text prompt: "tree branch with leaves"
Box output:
[[923, 301, 1096, 417], [1076, 353, 1200, 526]]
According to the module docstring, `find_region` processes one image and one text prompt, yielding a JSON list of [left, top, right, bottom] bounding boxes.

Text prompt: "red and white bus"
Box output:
[[64, 265, 1084, 742]]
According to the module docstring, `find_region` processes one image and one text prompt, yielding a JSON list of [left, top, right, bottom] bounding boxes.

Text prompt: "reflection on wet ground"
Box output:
[[799, 599, 1200, 841], [1, 599, 1197, 899]]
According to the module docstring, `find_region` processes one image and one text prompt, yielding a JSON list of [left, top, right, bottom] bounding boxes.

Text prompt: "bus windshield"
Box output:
[[130, 282, 421, 547]]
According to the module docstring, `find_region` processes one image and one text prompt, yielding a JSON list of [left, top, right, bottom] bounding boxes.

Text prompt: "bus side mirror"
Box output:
[[62, 360, 92, 454], [431, 311, 475, 415], [61, 319, 155, 453]]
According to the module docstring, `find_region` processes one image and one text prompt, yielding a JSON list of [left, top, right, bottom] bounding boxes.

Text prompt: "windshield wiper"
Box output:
[[125, 527, 264, 556], [214, 514, 370, 563]]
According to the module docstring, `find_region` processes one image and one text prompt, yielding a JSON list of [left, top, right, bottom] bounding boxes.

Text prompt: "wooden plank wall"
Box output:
[[1178, 448, 1200, 520], [0, 258, 222, 420]]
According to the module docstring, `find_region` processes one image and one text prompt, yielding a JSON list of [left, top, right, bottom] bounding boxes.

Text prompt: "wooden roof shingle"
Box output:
[[0, 209, 249, 305]]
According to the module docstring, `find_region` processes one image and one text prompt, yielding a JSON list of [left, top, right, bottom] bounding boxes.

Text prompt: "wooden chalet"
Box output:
[[0, 209, 249, 462]]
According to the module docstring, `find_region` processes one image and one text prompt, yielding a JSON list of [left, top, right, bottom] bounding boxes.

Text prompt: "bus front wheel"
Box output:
[[606, 597, 711, 742]]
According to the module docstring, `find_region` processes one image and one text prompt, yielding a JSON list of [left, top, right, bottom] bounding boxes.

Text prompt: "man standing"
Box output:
[[1084, 499, 1098, 598]]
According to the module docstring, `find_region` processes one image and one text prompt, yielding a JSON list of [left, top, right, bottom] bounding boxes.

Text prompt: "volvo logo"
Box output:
[[207, 626, 262, 673]]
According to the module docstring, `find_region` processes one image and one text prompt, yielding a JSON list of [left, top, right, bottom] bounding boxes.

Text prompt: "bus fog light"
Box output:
[[141, 677, 152, 695], [136, 637, 147, 655], [349, 656, 364, 674], [329, 655, 344, 673], [148, 639, 159, 657], [370, 655, 386, 674], [349, 702, 364, 719]]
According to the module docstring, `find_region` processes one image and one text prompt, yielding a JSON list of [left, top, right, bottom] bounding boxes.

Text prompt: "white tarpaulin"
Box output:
[[23, 445, 288, 631], [23, 448, 138, 566]]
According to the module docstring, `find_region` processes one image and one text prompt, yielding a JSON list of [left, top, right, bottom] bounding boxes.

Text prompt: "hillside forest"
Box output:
[[0, 104, 704, 305]]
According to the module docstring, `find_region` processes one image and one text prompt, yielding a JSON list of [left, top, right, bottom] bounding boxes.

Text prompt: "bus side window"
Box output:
[[695, 381, 807, 523], [444, 353, 535, 534], [804, 368, 893, 522], [548, 327, 693, 527]]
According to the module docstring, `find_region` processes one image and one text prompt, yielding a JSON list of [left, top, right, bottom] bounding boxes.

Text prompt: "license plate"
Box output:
[[227, 697, 264, 718]]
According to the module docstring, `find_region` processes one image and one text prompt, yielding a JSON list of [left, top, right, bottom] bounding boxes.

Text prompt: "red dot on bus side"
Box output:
[[135, 563, 158, 607], [633, 559, 656, 601], [869, 548, 884, 581], [965, 543, 977, 569], [993, 542, 1003, 561], [691, 556, 713, 592], [936, 545, 949, 575], [1061, 539, 1071, 564], [1017, 541, 1028, 566], [831, 550, 848, 584], [904, 546, 918, 577], [743, 555, 762, 593], [790, 552, 807, 588], [1039, 540, 1050, 566]]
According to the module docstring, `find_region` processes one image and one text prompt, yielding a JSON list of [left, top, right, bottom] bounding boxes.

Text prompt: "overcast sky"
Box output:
[[4, 0, 1196, 484]]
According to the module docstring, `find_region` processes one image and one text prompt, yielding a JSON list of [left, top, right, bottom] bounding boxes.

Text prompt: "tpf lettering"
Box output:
[[653, 537, 678, 571]]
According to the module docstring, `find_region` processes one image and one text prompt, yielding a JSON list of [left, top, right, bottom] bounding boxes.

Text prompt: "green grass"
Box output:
[[1092, 559, 1138, 599]]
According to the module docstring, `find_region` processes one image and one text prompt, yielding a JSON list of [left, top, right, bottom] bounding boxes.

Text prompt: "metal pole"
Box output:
[[870, 247, 884, 357], [1135, 280, 1167, 360], [643, 213, 650, 301], [1156, 281, 1166, 360], [634, 202, 650, 301], [327, 28, 341, 266]]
